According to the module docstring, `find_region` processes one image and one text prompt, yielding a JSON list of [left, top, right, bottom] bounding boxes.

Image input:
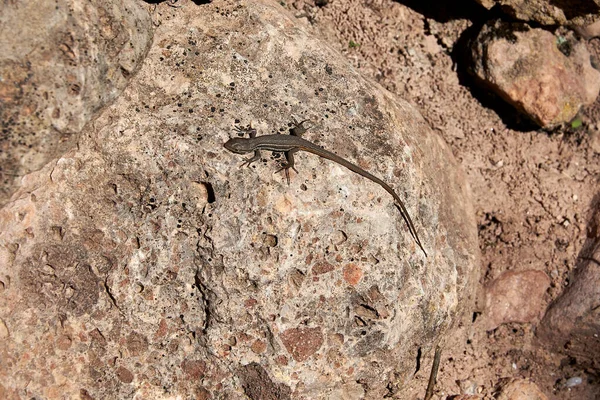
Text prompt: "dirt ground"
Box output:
[[286, 0, 600, 399]]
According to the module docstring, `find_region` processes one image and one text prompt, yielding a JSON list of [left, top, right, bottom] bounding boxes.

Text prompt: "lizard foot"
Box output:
[[276, 164, 298, 185], [234, 125, 257, 138], [290, 117, 312, 137]]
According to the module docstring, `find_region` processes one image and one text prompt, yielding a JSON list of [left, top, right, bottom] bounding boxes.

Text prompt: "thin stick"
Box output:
[[424, 346, 442, 400]]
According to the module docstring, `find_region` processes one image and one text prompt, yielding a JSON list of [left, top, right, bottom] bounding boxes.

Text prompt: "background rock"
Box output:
[[0, 0, 153, 206], [475, 0, 600, 27], [537, 199, 600, 364], [496, 378, 548, 400], [469, 20, 600, 128], [0, 0, 478, 398], [575, 19, 600, 39], [484, 270, 550, 331]]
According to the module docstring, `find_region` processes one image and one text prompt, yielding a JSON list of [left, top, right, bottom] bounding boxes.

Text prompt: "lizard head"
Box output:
[[223, 138, 249, 154]]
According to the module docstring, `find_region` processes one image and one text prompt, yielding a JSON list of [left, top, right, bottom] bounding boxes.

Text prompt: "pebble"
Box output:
[[565, 377, 582, 387]]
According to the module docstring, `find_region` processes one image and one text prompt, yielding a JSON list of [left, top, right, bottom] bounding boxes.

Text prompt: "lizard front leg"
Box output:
[[232, 124, 261, 167], [241, 150, 262, 168]]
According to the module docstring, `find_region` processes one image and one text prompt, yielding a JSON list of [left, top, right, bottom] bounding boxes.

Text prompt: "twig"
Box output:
[[424, 345, 442, 400]]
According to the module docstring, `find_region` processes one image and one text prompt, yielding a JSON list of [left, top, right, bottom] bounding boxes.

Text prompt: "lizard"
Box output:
[[223, 120, 427, 257]]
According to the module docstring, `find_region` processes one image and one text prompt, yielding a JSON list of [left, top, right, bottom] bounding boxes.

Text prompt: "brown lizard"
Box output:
[[224, 120, 427, 257]]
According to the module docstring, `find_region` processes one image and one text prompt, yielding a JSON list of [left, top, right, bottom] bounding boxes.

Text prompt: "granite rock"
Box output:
[[0, 0, 479, 398], [0, 0, 153, 205], [484, 270, 550, 331], [469, 20, 600, 128]]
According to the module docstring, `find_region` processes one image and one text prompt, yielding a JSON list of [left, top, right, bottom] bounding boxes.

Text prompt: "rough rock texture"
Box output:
[[0, 0, 153, 206], [282, 1, 600, 398], [0, 0, 478, 398], [575, 19, 600, 39], [537, 200, 600, 364], [456, 378, 480, 397], [469, 20, 600, 128], [475, 0, 600, 27], [484, 270, 550, 331], [496, 378, 548, 400]]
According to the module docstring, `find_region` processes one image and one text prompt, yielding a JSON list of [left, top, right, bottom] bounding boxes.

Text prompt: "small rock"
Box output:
[[538, 208, 600, 362], [590, 128, 600, 154], [484, 270, 550, 330], [330, 230, 347, 245], [0, 318, 9, 338], [328, 381, 366, 399], [474, 0, 600, 26], [423, 35, 442, 55], [251, 339, 267, 354], [280, 327, 324, 362], [190, 181, 211, 209], [312, 261, 336, 275], [194, 387, 211, 400], [575, 19, 600, 39], [457, 378, 478, 395], [469, 20, 600, 128], [125, 331, 148, 356], [116, 366, 134, 384], [181, 359, 206, 380], [55, 335, 72, 351], [565, 376, 582, 388], [262, 234, 278, 247], [238, 363, 291, 400], [342, 263, 363, 285], [446, 122, 465, 139], [496, 378, 548, 400]]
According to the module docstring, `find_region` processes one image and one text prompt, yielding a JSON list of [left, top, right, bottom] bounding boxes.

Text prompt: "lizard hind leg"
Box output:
[[275, 149, 299, 185]]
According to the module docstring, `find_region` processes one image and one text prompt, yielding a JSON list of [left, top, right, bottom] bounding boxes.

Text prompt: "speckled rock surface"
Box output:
[[475, 0, 600, 27], [0, 0, 478, 398], [0, 0, 153, 206], [469, 20, 600, 128]]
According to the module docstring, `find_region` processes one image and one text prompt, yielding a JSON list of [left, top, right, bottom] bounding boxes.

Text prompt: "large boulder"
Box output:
[[0, 0, 479, 398]]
